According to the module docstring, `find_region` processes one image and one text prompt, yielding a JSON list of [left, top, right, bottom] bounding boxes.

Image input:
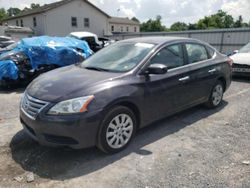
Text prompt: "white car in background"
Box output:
[[68, 32, 115, 52], [230, 43, 250, 77]]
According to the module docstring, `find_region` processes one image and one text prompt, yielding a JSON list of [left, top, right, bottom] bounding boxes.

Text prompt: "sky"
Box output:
[[0, 0, 250, 27]]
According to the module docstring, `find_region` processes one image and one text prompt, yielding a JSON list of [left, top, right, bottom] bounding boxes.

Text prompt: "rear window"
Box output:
[[186, 43, 208, 64]]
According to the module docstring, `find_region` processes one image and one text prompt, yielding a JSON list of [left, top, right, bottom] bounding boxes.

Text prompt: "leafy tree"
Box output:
[[30, 3, 40, 9], [188, 23, 198, 30], [0, 8, 7, 22], [7, 7, 21, 17], [170, 22, 188, 31], [131, 17, 140, 23], [196, 10, 235, 29], [140, 15, 166, 32], [234, 15, 243, 28]]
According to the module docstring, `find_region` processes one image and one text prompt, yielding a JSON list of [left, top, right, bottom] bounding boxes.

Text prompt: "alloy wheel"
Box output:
[[106, 114, 134, 149]]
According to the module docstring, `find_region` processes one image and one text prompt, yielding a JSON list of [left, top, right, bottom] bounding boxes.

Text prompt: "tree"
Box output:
[[188, 23, 198, 30], [196, 10, 235, 29], [0, 8, 7, 22], [131, 17, 140, 23], [7, 7, 21, 17], [234, 15, 243, 28], [30, 3, 40, 9], [170, 22, 188, 31], [140, 15, 166, 32]]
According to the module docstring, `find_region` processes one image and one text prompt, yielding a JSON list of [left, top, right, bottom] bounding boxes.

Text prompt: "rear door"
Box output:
[[183, 43, 219, 104]]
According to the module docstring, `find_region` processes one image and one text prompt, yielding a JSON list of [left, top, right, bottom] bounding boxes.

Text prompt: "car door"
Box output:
[[141, 43, 193, 124], [183, 43, 218, 104]]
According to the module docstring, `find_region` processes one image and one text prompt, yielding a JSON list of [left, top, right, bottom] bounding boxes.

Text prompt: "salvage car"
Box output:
[[68, 32, 112, 52], [230, 43, 250, 77], [0, 36, 92, 87], [20, 37, 232, 153]]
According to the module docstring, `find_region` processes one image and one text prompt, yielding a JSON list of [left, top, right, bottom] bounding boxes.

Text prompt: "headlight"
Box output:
[[47, 95, 94, 115]]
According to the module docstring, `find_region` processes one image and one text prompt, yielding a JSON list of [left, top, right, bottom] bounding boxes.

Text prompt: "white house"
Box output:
[[3, 0, 111, 37], [108, 17, 140, 34], [2, 0, 140, 37]]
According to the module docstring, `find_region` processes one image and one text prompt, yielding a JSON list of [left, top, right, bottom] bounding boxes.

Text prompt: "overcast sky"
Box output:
[[0, 0, 249, 26]]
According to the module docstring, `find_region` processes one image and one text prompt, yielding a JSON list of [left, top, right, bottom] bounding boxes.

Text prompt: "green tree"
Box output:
[[131, 17, 140, 23], [234, 15, 243, 27], [0, 8, 7, 22], [7, 7, 21, 17], [196, 10, 235, 29], [140, 15, 166, 32], [30, 3, 40, 9], [188, 23, 198, 30], [170, 22, 188, 31]]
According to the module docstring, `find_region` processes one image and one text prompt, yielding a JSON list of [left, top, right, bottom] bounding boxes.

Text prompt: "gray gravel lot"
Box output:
[[0, 79, 249, 188]]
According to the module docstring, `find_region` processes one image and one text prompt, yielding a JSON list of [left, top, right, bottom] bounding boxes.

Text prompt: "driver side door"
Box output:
[[142, 43, 193, 125]]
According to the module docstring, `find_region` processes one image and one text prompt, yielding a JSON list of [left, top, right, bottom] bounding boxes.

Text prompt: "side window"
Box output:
[[149, 44, 184, 69], [71, 17, 77, 27], [186, 43, 208, 63], [84, 18, 89, 28]]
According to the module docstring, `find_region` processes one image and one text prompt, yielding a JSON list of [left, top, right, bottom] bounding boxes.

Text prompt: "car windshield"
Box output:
[[239, 43, 250, 53], [81, 42, 155, 72]]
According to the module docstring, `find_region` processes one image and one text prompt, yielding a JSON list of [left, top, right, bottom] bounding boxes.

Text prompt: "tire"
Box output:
[[205, 80, 224, 108], [97, 106, 136, 154]]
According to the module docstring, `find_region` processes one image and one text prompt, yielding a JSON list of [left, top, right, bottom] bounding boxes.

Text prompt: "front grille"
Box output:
[[21, 93, 48, 119]]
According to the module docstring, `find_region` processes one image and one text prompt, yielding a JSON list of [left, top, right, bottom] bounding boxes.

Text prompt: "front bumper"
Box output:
[[20, 108, 103, 149], [232, 64, 250, 77]]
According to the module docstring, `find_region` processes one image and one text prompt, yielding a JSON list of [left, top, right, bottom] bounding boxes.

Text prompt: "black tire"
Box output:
[[205, 80, 224, 108], [97, 106, 136, 154]]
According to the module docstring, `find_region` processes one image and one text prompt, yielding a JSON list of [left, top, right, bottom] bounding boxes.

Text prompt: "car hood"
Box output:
[[27, 65, 122, 102], [230, 53, 250, 65]]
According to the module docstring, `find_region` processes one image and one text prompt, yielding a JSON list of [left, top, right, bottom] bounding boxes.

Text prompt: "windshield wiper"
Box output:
[[84, 66, 111, 72]]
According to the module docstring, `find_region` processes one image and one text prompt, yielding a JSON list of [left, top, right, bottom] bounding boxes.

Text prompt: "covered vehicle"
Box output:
[[0, 36, 92, 86], [230, 43, 250, 77]]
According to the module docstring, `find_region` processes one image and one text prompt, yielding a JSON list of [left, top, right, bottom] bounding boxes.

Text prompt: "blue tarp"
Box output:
[[0, 36, 92, 80], [0, 60, 18, 80]]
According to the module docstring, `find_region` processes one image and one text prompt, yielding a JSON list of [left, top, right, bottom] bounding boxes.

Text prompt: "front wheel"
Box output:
[[205, 80, 224, 108], [97, 106, 136, 153]]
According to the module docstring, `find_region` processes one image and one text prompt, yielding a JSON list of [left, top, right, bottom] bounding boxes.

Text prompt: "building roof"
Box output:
[[109, 17, 140, 25], [2, 0, 110, 21]]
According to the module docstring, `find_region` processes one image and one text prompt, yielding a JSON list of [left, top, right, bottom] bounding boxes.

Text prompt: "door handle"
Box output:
[[208, 68, 216, 73], [179, 76, 190, 82]]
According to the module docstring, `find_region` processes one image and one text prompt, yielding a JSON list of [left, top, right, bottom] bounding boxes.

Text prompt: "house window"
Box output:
[[111, 25, 114, 32], [121, 26, 123, 32], [33, 17, 37, 27], [134, 27, 137, 32], [16, 20, 19, 26], [20, 19, 23, 27], [126, 26, 129, 32], [71, 17, 77, 27], [84, 18, 89, 28]]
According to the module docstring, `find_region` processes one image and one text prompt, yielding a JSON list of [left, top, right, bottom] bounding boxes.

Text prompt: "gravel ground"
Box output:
[[0, 78, 249, 188]]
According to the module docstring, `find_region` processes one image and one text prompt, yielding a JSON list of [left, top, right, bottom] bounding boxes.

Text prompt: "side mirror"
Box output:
[[146, 64, 168, 75]]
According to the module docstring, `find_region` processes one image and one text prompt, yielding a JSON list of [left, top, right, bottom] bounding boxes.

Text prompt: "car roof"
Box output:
[[120, 36, 201, 45], [70, 32, 97, 38]]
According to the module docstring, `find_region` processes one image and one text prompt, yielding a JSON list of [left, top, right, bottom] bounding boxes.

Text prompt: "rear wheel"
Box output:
[[205, 80, 224, 108], [97, 106, 136, 153]]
